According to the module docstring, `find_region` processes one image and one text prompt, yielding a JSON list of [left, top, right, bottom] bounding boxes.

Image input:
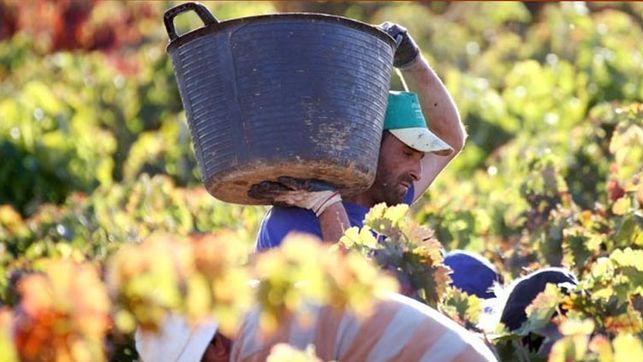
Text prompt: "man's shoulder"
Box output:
[[266, 205, 317, 223], [256, 206, 321, 250]]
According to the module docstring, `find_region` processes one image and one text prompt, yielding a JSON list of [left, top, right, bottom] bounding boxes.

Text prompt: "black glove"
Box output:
[[378, 21, 420, 68], [248, 176, 341, 216]]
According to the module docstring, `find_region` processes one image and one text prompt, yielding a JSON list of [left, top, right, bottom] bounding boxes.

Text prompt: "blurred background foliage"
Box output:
[[0, 1, 641, 360]]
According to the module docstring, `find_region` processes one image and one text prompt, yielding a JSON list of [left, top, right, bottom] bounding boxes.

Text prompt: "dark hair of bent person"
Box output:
[[500, 267, 577, 331]]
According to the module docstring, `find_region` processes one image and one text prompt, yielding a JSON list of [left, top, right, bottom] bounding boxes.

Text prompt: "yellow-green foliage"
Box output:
[[0, 2, 641, 360]]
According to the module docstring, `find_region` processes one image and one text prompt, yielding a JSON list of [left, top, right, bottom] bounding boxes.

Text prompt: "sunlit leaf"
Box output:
[[588, 335, 613, 362], [14, 259, 110, 361], [0, 309, 18, 362], [613, 334, 643, 362], [559, 318, 594, 336], [612, 197, 630, 215]]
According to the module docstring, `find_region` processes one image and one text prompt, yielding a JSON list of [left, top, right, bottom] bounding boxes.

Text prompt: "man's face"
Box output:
[[369, 132, 424, 206]]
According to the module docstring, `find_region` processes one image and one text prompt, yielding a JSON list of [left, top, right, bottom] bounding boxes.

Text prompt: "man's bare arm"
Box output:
[[318, 202, 351, 242], [401, 57, 466, 202]]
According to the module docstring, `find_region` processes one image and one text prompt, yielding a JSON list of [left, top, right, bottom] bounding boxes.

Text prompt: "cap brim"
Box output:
[[389, 127, 454, 156]]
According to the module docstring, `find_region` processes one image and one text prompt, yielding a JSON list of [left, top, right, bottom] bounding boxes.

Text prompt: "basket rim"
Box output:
[[166, 12, 396, 53]]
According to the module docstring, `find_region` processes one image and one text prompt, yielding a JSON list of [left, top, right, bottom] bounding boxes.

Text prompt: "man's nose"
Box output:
[[409, 161, 422, 181]]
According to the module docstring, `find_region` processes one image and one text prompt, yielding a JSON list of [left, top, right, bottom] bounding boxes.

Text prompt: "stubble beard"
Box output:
[[374, 173, 408, 206]]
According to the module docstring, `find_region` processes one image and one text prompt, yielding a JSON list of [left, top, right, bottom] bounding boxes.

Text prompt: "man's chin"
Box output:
[[383, 192, 406, 206]]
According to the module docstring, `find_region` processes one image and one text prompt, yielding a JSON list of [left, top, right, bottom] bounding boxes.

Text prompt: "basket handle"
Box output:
[[164, 2, 218, 41]]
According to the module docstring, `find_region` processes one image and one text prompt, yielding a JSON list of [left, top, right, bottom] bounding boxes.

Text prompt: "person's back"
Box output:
[[232, 293, 497, 361]]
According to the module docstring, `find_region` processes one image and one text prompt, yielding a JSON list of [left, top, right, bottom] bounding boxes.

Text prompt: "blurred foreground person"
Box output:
[[136, 292, 498, 362]]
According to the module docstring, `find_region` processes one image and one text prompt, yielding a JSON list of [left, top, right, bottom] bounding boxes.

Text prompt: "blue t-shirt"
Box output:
[[256, 185, 415, 251]]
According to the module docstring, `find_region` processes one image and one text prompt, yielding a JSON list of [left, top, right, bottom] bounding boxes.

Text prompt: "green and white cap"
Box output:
[[383, 91, 453, 156]]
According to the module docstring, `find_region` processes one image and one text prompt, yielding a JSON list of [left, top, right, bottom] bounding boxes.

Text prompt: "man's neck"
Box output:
[[344, 192, 376, 208]]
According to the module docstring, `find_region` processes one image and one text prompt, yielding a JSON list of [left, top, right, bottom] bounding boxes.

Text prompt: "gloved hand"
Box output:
[[378, 21, 420, 68], [248, 176, 342, 217]]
